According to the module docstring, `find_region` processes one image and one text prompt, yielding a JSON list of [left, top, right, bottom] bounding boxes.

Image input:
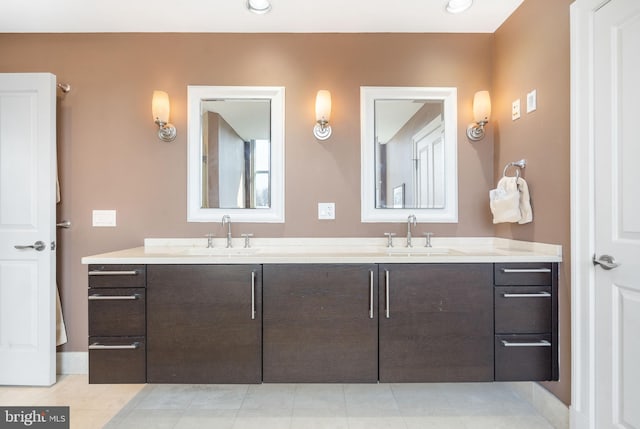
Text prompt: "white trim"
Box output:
[[570, 1, 608, 428], [506, 382, 569, 429], [187, 86, 285, 223], [56, 352, 88, 375]]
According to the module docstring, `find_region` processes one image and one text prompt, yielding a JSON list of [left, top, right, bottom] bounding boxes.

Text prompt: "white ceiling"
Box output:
[[0, 0, 524, 33]]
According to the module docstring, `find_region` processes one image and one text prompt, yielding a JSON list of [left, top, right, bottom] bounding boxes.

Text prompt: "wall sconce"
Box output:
[[466, 90, 491, 141], [152, 90, 177, 142], [313, 90, 332, 140]]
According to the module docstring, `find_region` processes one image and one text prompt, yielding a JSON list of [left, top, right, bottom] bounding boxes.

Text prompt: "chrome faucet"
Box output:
[[222, 215, 232, 248], [406, 214, 417, 247]]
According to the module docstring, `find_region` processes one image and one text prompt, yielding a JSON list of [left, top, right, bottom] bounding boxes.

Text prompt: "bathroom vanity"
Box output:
[[83, 237, 560, 385]]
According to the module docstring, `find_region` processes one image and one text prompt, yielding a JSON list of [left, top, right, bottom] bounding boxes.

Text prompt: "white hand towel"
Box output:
[[517, 177, 533, 224], [490, 176, 521, 223]]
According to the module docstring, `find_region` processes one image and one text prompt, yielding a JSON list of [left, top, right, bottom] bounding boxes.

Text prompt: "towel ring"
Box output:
[[503, 159, 527, 179]]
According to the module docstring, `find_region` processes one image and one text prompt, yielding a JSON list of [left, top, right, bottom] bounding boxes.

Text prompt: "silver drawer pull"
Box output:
[[501, 340, 551, 347], [384, 270, 390, 319], [502, 292, 551, 298], [251, 271, 256, 320], [89, 270, 139, 276], [369, 270, 374, 319], [88, 294, 140, 301], [501, 268, 551, 273], [89, 342, 140, 350]]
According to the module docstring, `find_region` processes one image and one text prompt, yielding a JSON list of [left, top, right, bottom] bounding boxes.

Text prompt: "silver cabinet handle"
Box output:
[[501, 340, 551, 347], [502, 292, 551, 298], [88, 270, 139, 276], [251, 271, 256, 320], [88, 294, 140, 301], [369, 270, 374, 319], [89, 342, 140, 350], [501, 268, 551, 273], [593, 254, 620, 270], [384, 269, 390, 319], [14, 241, 46, 251]]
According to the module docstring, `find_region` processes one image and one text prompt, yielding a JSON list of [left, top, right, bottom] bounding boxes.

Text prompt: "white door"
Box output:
[[593, 0, 640, 427], [0, 73, 57, 385]]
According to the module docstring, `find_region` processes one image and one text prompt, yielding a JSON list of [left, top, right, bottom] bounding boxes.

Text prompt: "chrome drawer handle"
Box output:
[[89, 270, 139, 276], [369, 270, 374, 319], [88, 294, 140, 301], [502, 292, 551, 298], [501, 340, 551, 347], [251, 271, 256, 320], [501, 268, 551, 273], [89, 342, 140, 350], [384, 270, 390, 319]]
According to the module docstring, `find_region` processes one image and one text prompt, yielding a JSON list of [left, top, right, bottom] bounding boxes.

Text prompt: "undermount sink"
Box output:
[[181, 247, 260, 256], [385, 247, 452, 256]]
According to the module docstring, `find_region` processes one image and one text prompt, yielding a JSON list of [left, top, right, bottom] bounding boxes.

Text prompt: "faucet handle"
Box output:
[[241, 233, 254, 248], [383, 232, 396, 248], [423, 232, 433, 248], [204, 233, 216, 248]]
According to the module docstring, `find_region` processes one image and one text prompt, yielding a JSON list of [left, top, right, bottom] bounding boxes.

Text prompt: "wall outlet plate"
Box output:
[[512, 99, 521, 120], [318, 203, 335, 220], [92, 210, 117, 227], [527, 89, 537, 113]]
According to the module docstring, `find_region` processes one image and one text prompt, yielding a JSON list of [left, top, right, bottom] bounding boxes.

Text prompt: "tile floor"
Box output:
[[0, 375, 557, 429]]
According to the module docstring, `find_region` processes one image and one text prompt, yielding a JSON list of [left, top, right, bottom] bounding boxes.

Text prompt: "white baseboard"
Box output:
[[506, 382, 569, 429], [56, 352, 88, 375]]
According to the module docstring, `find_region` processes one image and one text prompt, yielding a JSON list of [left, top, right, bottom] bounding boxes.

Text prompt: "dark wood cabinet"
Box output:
[[493, 263, 559, 381], [262, 264, 378, 383], [87, 264, 146, 384], [146, 264, 262, 384], [378, 263, 494, 382]]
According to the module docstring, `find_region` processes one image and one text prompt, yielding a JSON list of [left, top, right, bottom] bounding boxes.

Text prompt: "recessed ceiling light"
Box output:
[[446, 0, 473, 14], [247, 0, 272, 14]]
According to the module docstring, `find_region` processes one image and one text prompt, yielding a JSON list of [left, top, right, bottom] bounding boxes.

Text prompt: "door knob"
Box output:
[[14, 241, 46, 251], [593, 254, 620, 270]]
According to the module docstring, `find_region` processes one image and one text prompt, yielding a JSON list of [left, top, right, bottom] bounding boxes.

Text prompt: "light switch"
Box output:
[[512, 99, 521, 121], [526, 89, 537, 113], [318, 203, 335, 220], [92, 210, 117, 227]]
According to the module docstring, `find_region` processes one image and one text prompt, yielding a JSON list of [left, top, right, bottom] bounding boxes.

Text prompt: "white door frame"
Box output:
[[570, 0, 611, 427]]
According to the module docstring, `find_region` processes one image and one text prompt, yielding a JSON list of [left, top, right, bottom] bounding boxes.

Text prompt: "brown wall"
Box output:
[[0, 0, 572, 404], [493, 0, 572, 405]]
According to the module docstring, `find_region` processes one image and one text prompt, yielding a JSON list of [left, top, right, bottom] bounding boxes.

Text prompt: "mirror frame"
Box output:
[[360, 86, 458, 223], [187, 86, 285, 223]]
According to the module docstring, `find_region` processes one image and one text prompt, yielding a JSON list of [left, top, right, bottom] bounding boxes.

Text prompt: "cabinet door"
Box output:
[[263, 264, 378, 383], [147, 264, 261, 383], [379, 263, 493, 382]]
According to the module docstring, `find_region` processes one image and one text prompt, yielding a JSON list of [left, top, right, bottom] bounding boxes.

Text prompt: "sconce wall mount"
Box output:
[[467, 90, 491, 142], [152, 90, 177, 142]]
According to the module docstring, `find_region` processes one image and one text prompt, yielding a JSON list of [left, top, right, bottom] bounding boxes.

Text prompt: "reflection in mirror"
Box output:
[[200, 99, 271, 209], [188, 86, 285, 223], [361, 87, 458, 223]]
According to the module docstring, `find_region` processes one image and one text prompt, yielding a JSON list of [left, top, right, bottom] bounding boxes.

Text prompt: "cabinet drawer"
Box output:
[[494, 263, 552, 286], [494, 334, 552, 381], [89, 288, 145, 336], [88, 336, 145, 383], [88, 264, 146, 288], [494, 286, 551, 334]]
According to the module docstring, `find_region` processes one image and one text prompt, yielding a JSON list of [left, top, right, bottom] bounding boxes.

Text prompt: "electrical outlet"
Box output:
[[527, 89, 537, 113], [512, 99, 521, 121], [318, 203, 335, 220]]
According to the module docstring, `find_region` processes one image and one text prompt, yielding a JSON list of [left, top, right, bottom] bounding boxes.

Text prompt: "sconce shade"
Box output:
[[473, 90, 491, 123], [152, 90, 170, 123], [315, 90, 332, 122]]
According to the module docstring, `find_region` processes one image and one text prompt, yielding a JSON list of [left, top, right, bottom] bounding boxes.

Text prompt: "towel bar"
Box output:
[[502, 159, 527, 178]]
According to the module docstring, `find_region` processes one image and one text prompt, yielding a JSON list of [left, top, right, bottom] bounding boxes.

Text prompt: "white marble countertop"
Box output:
[[81, 237, 562, 264]]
